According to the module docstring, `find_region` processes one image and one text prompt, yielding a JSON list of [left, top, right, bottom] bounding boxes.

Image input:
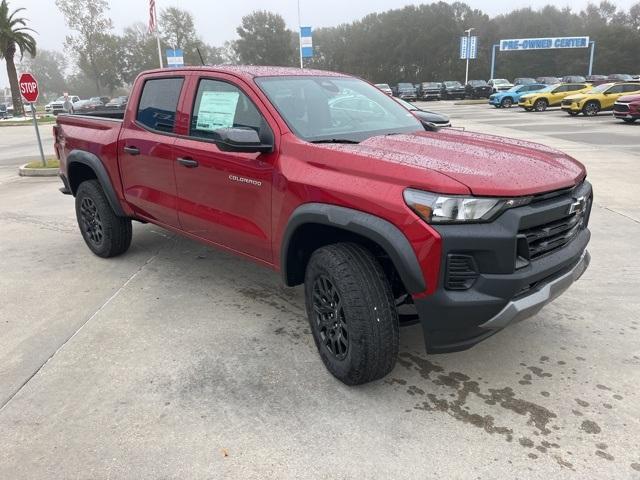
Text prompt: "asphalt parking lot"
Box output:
[[1, 103, 639, 479]]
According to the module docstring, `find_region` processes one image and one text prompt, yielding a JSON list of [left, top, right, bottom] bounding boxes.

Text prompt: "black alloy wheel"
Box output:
[[80, 197, 104, 247], [312, 275, 349, 360]]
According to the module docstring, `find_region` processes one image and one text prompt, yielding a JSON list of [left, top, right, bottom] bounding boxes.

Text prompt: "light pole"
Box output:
[[464, 28, 475, 85], [297, 0, 303, 69]]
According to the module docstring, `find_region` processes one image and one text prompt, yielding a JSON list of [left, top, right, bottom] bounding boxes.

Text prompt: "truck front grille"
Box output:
[[519, 194, 591, 260]]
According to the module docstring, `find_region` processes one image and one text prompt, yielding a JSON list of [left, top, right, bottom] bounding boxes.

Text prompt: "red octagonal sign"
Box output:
[[19, 73, 39, 103]]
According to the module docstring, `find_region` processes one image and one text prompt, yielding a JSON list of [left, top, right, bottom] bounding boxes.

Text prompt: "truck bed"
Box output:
[[55, 112, 124, 203]]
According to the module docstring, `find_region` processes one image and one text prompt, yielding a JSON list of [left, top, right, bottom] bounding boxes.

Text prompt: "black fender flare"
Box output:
[[67, 149, 126, 217], [281, 203, 426, 294]]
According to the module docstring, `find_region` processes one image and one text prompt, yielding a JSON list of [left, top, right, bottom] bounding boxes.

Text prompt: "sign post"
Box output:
[[19, 73, 46, 167], [166, 49, 184, 68], [460, 28, 477, 85], [299, 27, 313, 68]]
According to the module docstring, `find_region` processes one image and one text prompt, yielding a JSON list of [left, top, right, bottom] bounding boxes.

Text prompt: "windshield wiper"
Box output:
[[310, 139, 360, 144]]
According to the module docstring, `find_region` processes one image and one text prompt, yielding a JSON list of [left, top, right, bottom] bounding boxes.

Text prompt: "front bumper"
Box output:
[[561, 103, 582, 113], [412, 181, 592, 353]]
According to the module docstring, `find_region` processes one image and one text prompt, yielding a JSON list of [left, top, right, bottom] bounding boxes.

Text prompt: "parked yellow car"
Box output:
[[561, 82, 640, 116], [518, 83, 591, 111]]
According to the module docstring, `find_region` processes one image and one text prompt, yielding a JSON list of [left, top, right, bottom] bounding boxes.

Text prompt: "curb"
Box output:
[[19, 163, 59, 177]]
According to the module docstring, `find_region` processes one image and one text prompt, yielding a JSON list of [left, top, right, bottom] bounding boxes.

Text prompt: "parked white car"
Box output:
[[45, 95, 80, 115], [488, 78, 514, 93]]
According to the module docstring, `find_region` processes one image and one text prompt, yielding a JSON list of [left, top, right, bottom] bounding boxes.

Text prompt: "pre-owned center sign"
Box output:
[[500, 36, 590, 51]]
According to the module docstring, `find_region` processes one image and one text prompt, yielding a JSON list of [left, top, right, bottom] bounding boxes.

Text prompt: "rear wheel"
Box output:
[[533, 98, 548, 112], [623, 118, 637, 123], [75, 180, 132, 258], [304, 243, 399, 385], [583, 101, 600, 116], [501, 97, 514, 108]]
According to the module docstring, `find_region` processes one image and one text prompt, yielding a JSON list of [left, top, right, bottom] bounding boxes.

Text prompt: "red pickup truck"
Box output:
[[55, 66, 592, 385]]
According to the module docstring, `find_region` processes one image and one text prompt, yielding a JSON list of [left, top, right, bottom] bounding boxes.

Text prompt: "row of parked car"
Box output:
[[487, 79, 640, 122], [0, 95, 129, 119], [44, 95, 128, 115], [376, 74, 640, 102]]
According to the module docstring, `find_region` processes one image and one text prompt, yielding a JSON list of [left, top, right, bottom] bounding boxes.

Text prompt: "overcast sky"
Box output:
[[2, 0, 637, 89]]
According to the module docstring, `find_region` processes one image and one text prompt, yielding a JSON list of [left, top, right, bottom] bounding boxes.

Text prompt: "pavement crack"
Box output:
[[598, 203, 640, 225], [0, 251, 161, 413]]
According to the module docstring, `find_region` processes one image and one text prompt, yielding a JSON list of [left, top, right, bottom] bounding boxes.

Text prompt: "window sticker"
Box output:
[[195, 91, 240, 131]]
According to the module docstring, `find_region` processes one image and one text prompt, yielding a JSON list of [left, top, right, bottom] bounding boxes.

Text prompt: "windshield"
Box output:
[[469, 80, 486, 86], [375, 84, 390, 89], [256, 76, 422, 142], [493, 79, 510, 85], [444, 81, 461, 87], [423, 82, 440, 88]]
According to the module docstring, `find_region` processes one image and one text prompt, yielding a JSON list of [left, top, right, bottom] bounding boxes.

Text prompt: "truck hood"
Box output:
[[316, 130, 585, 197]]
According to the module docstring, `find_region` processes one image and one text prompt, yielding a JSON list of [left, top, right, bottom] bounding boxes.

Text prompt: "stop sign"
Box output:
[[19, 73, 39, 103]]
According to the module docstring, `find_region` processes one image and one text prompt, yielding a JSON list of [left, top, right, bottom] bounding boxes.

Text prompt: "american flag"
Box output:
[[148, 0, 157, 33]]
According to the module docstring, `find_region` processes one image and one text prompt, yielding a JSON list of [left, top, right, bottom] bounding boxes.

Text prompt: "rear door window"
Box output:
[[136, 77, 184, 133]]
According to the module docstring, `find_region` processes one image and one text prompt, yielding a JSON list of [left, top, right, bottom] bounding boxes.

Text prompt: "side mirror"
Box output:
[[216, 127, 273, 154], [421, 120, 441, 132]]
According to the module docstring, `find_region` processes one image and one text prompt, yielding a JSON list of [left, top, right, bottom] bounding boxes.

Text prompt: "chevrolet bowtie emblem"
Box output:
[[568, 196, 587, 215]]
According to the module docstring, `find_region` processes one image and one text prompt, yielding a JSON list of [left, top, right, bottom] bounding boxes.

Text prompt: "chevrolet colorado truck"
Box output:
[[55, 66, 592, 385]]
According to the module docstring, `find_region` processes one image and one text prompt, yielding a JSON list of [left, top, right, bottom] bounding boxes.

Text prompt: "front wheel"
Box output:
[[304, 243, 399, 385], [533, 98, 548, 112], [75, 180, 132, 258], [583, 101, 600, 116], [501, 97, 514, 108]]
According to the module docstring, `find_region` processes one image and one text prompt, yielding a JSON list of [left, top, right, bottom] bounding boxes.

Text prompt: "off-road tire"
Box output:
[[304, 243, 399, 385], [534, 98, 548, 112], [75, 180, 132, 258]]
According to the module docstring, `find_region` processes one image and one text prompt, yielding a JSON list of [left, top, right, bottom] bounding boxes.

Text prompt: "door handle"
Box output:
[[124, 146, 140, 155], [177, 157, 199, 168]]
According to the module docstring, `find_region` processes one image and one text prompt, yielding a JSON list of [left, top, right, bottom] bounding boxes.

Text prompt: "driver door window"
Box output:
[[606, 85, 624, 94], [190, 79, 270, 143]]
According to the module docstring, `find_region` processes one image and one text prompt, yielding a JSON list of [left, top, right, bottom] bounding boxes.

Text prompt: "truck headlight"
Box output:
[[404, 189, 532, 224]]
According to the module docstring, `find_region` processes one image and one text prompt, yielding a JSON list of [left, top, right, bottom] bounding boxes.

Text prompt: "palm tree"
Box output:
[[0, 0, 36, 117]]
